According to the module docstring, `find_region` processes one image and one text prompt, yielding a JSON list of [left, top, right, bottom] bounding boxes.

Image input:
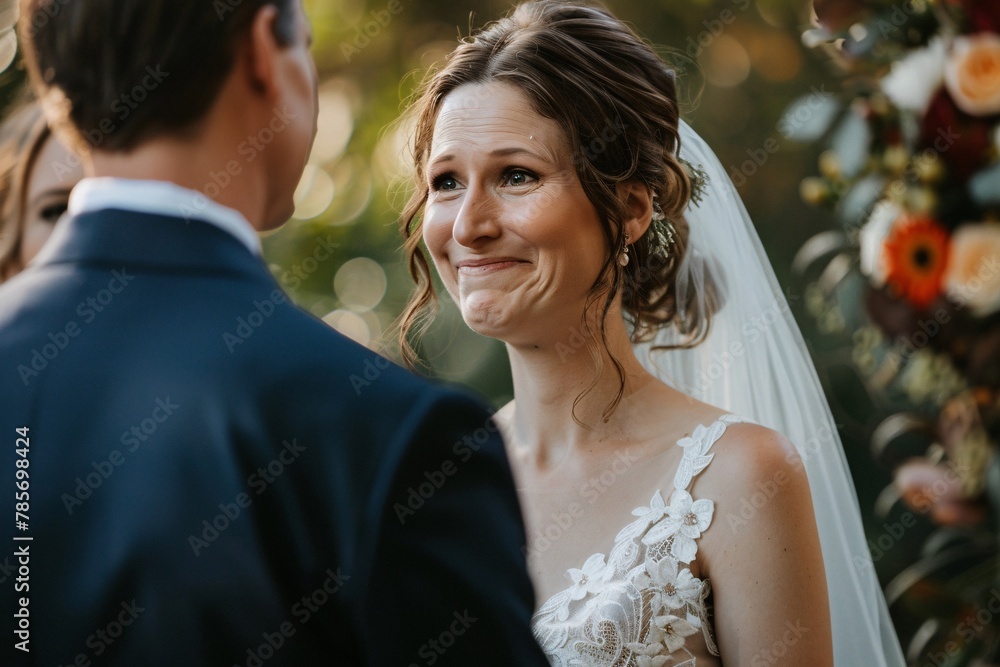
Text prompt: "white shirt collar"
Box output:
[[68, 178, 262, 256]]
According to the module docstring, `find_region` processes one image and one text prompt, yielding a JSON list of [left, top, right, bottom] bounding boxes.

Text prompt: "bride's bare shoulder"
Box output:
[[697, 419, 812, 523], [665, 387, 812, 508], [661, 386, 803, 474], [712, 420, 804, 473]]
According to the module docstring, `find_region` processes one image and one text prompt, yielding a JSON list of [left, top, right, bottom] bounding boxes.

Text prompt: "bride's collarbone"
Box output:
[[512, 432, 674, 495], [509, 408, 724, 492]]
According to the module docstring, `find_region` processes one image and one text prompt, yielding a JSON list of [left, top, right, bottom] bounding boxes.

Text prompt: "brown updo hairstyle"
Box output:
[[0, 98, 51, 281], [399, 0, 714, 418]]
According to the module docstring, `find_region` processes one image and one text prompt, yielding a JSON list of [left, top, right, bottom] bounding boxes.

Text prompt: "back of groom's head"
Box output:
[[19, 0, 298, 153]]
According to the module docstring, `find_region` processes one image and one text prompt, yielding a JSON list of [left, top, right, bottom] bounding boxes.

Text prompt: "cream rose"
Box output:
[[945, 33, 1000, 117], [943, 223, 1000, 316]]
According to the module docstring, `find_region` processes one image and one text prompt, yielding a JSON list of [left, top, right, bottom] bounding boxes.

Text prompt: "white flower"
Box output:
[[882, 36, 946, 114], [566, 553, 612, 602], [642, 490, 714, 563], [859, 199, 900, 286], [635, 557, 702, 612], [677, 421, 721, 457], [631, 490, 670, 531], [623, 641, 670, 667], [673, 423, 721, 489], [652, 613, 699, 653]]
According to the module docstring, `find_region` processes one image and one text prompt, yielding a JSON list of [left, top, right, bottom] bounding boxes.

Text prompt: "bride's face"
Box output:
[[422, 82, 609, 344]]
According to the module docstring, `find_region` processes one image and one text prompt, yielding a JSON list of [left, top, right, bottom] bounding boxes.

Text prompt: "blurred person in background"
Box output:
[[0, 96, 83, 281]]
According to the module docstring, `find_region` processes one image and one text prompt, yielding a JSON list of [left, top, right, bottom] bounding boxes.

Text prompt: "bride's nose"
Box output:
[[452, 184, 501, 247]]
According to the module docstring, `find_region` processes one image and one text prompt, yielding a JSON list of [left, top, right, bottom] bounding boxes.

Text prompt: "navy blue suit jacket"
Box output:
[[0, 209, 547, 666]]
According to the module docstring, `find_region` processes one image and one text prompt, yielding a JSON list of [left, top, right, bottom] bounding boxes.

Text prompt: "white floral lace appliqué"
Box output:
[[531, 414, 746, 666]]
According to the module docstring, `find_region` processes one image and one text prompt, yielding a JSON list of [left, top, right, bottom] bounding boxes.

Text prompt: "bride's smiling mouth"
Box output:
[[455, 257, 529, 276]]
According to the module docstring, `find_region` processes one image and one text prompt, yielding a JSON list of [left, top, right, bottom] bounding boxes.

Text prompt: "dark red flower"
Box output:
[[966, 327, 1000, 386], [813, 0, 872, 31], [946, 0, 1000, 33], [919, 89, 995, 182]]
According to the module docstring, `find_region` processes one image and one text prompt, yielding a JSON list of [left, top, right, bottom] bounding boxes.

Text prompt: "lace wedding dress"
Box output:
[[532, 415, 745, 666]]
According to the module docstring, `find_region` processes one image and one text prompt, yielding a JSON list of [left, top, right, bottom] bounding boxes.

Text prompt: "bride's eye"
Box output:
[[431, 173, 459, 191], [502, 168, 537, 187]]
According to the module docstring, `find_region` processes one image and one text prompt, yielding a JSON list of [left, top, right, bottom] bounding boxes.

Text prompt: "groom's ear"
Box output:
[[241, 5, 287, 100], [617, 181, 654, 239]]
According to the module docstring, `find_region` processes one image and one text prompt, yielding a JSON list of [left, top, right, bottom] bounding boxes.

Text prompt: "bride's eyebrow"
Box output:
[[489, 146, 546, 160], [28, 187, 73, 207], [428, 153, 455, 168], [429, 146, 555, 169]]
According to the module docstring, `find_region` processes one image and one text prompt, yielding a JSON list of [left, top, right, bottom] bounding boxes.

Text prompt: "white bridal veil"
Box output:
[[636, 121, 907, 666]]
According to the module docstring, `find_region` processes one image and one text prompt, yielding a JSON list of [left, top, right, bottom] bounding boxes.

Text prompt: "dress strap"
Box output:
[[671, 414, 747, 492]]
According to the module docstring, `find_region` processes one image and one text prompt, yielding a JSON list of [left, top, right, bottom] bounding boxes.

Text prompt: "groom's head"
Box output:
[[18, 0, 318, 228]]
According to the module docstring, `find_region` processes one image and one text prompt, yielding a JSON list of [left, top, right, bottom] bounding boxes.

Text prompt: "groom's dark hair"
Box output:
[[18, 0, 297, 153]]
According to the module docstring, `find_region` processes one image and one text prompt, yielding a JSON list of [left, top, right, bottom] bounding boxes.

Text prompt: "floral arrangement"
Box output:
[[790, 0, 1000, 663]]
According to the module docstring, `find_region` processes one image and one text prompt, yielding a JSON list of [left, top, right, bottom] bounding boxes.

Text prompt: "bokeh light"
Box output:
[[293, 165, 336, 220], [699, 34, 752, 88], [322, 309, 371, 346], [309, 82, 357, 166], [327, 156, 375, 225], [740, 27, 802, 82], [334, 257, 387, 312]]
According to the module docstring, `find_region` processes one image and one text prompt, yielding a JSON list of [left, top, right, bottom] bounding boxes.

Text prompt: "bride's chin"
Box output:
[[458, 302, 517, 341], [460, 313, 511, 341]]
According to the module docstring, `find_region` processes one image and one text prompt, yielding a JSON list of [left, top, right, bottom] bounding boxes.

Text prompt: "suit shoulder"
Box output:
[[263, 299, 491, 410]]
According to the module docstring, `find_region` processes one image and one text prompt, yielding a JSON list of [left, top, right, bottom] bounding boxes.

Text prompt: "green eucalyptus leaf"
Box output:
[[987, 453, 1000, 521], [840, 19, 882, 60], [779, 92, 842, 143], [970, 163, 1000, 207], [791, 230, 851, 277], [832, 110, 873, 179], [837, 174, 886, 227]]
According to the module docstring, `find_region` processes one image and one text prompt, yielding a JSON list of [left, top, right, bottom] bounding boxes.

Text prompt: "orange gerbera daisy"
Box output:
[[883, 215, 950, 309]]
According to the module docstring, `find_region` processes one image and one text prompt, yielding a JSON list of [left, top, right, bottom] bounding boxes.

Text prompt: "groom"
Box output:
[[1, 1, 546, 665]]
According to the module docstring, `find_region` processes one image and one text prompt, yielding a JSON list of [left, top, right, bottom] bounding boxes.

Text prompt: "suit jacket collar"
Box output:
[[34, 209, 274, 283], [67, 178, 263, 257]]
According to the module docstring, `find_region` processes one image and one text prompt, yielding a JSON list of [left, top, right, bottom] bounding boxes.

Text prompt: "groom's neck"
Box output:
[[87, 99, 275, 232], [90, 138, 269, 231]]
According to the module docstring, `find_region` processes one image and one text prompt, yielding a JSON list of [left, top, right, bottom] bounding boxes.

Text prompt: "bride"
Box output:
[[398, 1, 905, 664]]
